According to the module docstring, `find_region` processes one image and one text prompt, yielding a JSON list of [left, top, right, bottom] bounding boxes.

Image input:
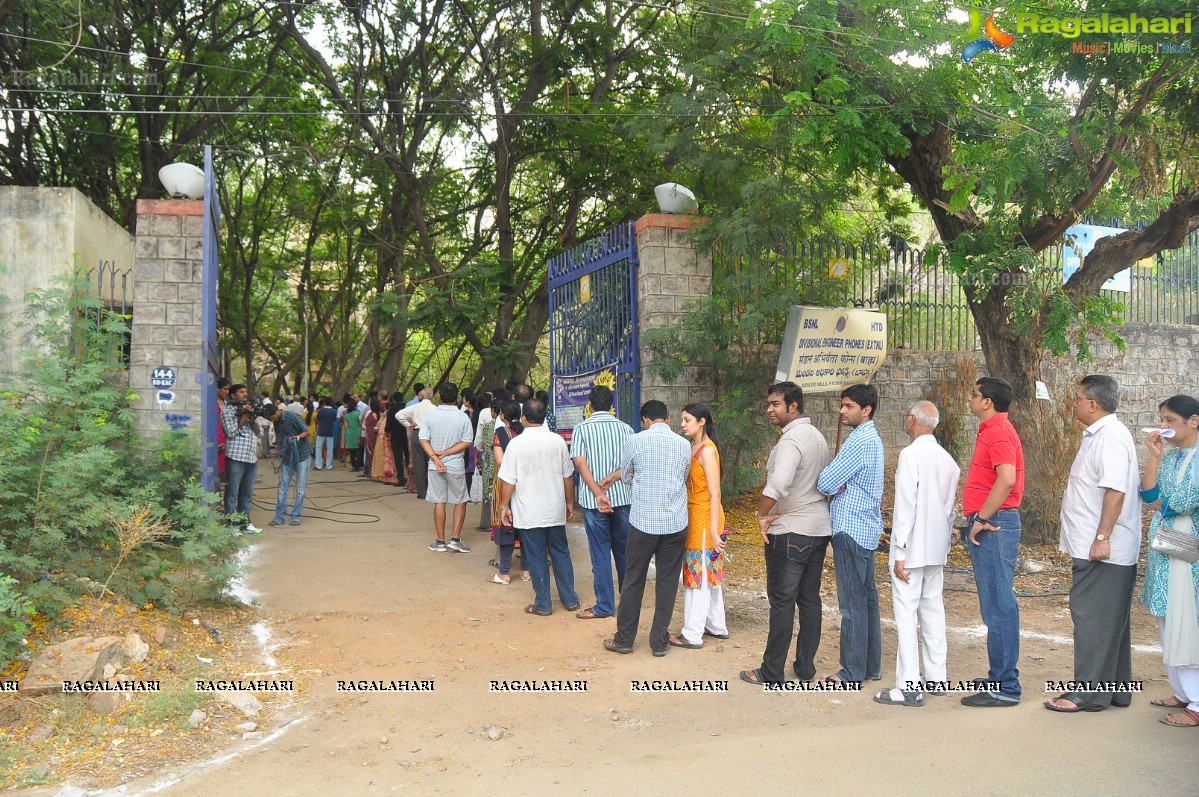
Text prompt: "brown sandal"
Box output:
[[1160, 708, 1199, 727], [1151, 695, 1187, 708]]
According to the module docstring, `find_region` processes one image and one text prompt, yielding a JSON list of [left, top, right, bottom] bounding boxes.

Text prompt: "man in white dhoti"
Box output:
[[875, 400, 960, 707]]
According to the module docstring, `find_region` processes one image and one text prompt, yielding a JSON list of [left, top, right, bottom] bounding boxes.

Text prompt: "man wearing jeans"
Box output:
[[570, 385, 634, 620], [268, 404, 312, 527], [740, 382, 831, 686], [604, 400, 691, 657], [497, 399, 577, 615], [961, 376, 1025, 706], [220, 383, 263, 534], [818, 383, 885, 686]]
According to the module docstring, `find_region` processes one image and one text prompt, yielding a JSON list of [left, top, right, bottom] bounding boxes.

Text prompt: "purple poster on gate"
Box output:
[[552, 365, 618, 439]]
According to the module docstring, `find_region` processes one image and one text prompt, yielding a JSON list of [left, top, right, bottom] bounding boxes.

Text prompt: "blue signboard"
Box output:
[[151, 366, 176, 388]]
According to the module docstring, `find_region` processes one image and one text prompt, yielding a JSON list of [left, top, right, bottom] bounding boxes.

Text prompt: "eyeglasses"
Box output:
[[969, 391, 981, 398]]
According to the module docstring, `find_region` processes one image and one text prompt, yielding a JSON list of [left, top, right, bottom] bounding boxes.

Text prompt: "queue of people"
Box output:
[[240, 371, 1199, 726]]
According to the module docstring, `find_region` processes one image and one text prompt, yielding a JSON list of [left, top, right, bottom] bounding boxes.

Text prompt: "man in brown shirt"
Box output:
[[740, 382, 832, 685]]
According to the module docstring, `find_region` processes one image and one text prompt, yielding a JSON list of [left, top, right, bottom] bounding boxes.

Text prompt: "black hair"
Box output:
[[514, 383, 534, 403], [767, 381, 803, 413], [490, 387, 511, 412], [217, 377, 231, 390], [535, 389, 549, 403], [685, 400, 719, 474], [438, 381, 459, 404], [589, 385, 614, 412], [497, 399, 523, 436], [1159, 394, 1199, 423], [841, 383, 879, 419], [230, 383, 247, 395], [412, 382, 425, 395], [975, 377, 1014, 413], [682, 402, 720, 449], [522, 398, 548, 424], [320, 396, 332, 407], [640, 399, 668, 421], [369, 398, 381, 414]]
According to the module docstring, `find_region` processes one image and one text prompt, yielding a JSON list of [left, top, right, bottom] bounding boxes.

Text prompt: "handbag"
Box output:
[[1151, 448, 1199, 563]]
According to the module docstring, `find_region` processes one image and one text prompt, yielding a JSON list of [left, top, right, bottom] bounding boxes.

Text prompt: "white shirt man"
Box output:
[[497, 400, 578, 616], [876, 400, 960, 707], [1046, 376, 1141, 713]]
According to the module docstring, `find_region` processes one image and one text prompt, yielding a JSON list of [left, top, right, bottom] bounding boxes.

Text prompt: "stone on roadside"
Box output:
[[102, 663, 118, 680], [188, 709, 206, 728], [20, 636, 123, 694], [121, 632, 150, 664], [86, 690, 126, 715], [486, 726, 506, 741], [28, 723, 56, 744], [242, 731, 263, 740], [216, 691, 261, 717], [235, 722, 258, 732]]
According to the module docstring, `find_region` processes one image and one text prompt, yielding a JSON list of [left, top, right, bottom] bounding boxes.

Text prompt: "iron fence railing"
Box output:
[[715, 222, 1199, 352]]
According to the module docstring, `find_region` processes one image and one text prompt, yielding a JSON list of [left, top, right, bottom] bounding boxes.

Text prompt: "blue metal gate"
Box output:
[[547, 220, 640, 431], [200, 145, 222, 493]]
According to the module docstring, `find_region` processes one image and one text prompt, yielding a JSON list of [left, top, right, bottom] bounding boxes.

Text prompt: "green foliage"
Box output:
[[0, 278, 240, 664]]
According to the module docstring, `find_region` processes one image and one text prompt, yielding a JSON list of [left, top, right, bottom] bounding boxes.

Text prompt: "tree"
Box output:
[[660, 0, 1197, 519]]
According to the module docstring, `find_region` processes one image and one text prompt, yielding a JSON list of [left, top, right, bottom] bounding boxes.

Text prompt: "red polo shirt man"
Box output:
[[961, 376, 1025, 707]]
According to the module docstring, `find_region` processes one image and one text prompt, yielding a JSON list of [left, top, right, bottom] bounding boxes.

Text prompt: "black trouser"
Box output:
[[350, 444, 363, 471], [613, 527, 686, 653], [759, 532, 830, 683], [390, 423, 408, 484]]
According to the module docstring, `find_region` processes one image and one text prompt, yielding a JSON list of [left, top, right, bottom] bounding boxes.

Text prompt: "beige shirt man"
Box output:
[[762, 417, 832, 536]]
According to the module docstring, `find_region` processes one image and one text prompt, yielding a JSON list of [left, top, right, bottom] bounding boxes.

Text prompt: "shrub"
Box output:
[[0, 276, 240, 664]]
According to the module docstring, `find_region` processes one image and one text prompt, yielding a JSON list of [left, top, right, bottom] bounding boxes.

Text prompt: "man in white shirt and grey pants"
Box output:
[[875, 400, 960, 707], [1045, 375, 1141, 713]]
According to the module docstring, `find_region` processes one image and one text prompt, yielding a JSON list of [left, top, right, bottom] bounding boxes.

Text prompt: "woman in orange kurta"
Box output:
[[670, 402, 728, 649]]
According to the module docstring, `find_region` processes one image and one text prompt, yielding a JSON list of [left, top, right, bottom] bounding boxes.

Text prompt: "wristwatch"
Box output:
[[1096, 533, 1109, 542]]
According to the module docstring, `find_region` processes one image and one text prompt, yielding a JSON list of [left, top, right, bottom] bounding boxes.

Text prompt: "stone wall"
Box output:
[[0, 187, 134, 375], [129, 199, 205, 441], [634, 213, 715, 416], [798, 323, 1199, 465]]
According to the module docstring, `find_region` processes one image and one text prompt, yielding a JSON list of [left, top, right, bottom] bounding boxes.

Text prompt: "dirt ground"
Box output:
[[8, 467, 1196, 796]]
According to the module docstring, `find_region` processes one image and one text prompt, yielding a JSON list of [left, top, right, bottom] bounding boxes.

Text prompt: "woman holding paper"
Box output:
[[1140, 394, 1199, 727]]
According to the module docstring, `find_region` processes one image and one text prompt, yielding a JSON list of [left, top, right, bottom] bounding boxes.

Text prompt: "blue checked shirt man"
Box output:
[[605, 400, 691, 657], [570, 385, 634, 619], [818, 384, 885, 684]]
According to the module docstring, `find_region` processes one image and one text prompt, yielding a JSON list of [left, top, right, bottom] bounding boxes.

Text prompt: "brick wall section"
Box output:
[[634, 213, 715, 415], [130, 199, 204, 441]]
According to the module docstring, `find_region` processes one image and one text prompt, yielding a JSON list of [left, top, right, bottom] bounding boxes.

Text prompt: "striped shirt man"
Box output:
[[817, 419, 885, 550], [571, 411, 634, 509], [620, 422, 691, 535]]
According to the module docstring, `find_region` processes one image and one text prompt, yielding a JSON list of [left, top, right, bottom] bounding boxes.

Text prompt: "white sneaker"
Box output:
[[244, 524, 263, 534], [446, 538, 471, 553]]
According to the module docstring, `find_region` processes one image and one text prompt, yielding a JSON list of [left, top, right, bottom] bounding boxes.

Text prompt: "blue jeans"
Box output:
[[274, 457, 311, 523], [969, 508, 1022, 700], [581, 505, 630, 617], [520, 525, 578, 614], [224, 458, 257, 526], [831, 533, 882, 683], [315, 435, 335, 469]]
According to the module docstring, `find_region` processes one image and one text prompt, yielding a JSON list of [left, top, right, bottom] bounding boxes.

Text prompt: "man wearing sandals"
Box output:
[[874, 401, 959, 708], [571, 385, 635, 621], [739, 382, 831, 687], [1045, 375, 1141, 714], [497, 399, 578, 614]]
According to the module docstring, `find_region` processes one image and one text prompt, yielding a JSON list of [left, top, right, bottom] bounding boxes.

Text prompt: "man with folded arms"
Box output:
[[875, 401, 959, 707], [1045, 375, 1140, 713]]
